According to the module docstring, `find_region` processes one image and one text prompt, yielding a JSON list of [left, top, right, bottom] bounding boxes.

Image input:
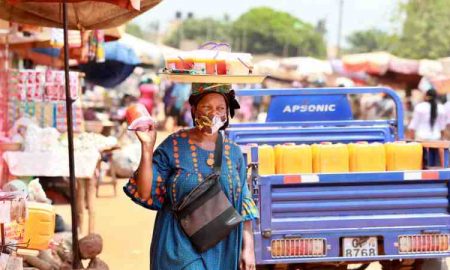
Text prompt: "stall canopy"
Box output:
[[342, 51, 391, 75], [0, 0, 161, 30], [330, 59, 369, 83], [254, 57, 332, 82]]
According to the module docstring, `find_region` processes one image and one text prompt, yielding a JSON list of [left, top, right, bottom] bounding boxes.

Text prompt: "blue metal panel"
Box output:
[[272, 199, 447, 213], [228, 126, 394, 145], [259, 170, 450, 185], [266, 95, 353, 122], [235, 87, 405, 139], [272, 187, 447, 201], [229, 120, 396, 128]]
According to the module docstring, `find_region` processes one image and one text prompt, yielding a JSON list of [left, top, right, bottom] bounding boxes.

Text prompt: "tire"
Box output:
[[418, 258, 449, 270]]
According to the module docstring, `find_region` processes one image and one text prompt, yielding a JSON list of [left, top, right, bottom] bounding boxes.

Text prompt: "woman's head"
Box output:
[[425, 88, 438, 128]]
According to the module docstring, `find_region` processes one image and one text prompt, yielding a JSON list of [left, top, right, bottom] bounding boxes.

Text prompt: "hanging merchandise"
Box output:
[[88, 30, 105, 63], [95, 30, 105, 63], [2, 69, 83, 133], [50, 28, 81, 48]]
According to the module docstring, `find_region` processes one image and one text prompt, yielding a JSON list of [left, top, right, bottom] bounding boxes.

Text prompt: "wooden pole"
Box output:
[[62, 1, 81, 268]]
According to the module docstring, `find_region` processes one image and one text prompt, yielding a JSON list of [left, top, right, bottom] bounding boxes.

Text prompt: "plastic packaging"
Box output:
[[125, 103, 154, 131]]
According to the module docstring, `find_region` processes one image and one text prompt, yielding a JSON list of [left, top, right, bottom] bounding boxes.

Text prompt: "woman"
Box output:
[[124, 83, 259, 270], [408, 89, 447, 140]]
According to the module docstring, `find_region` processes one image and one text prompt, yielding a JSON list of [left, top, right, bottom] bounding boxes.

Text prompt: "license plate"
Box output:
[[343, 237, 378, 257]]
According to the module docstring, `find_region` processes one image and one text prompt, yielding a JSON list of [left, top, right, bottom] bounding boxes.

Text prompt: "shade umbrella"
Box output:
[[0, 0, 161, 30], [0, 1, 161, 268]]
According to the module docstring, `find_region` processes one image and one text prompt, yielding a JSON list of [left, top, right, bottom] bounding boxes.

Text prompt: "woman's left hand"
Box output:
[[240, 247, 256, 270]]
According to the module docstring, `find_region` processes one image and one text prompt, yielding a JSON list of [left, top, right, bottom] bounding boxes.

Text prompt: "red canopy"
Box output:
[[0, 0, 161, 30]]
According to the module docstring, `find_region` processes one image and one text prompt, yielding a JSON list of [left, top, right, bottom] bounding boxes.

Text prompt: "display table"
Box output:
[[2, 150, 100, 234]]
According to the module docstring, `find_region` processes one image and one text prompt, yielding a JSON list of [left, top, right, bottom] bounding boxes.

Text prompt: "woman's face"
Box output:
[[194, 93, 228, 135], [195, 93, 227, 117]]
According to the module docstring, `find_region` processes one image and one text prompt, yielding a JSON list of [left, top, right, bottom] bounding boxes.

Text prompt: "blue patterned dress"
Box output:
[[124, 129, 259, 270]]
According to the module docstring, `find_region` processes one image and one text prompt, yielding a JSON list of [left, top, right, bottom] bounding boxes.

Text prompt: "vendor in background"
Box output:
[[407, 89, 447, 141], [444, 96, 450, 139], [138, 76, 158, 116]]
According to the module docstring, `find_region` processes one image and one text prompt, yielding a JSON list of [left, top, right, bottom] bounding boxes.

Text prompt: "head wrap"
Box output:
[[188, 83, 240, 118]]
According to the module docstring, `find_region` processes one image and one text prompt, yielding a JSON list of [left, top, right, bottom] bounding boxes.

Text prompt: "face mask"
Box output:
[[195, 113, 226, 135]]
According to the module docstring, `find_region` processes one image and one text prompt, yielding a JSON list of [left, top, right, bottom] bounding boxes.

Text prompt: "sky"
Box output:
[[133, 0, 403, 47]]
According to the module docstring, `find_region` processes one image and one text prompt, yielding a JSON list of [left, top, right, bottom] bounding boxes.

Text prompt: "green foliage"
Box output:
[[346, 28, 398, 54], [163, 7, 326, 58], [395, 0, 450, 59], [125, 23, 144, 39], [232, 7, 326, 57], [164, 18, 232, 48]]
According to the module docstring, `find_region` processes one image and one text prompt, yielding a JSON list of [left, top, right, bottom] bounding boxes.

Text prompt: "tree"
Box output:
[[125, 23, 144, 39], [346, 28, 398, 54], [395, 0, 450, 59], [231, 7, 326, 57], [164, 18, 232, 48]]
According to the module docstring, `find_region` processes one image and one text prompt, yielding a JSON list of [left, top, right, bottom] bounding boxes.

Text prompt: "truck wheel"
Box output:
[[418, 258, 449, 270]]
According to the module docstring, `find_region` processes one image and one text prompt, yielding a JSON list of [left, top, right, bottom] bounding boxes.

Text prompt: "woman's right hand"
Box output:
[[135, 127, 157, 149]]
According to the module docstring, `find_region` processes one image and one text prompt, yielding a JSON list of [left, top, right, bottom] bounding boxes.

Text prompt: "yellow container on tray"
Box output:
[[258, 145, 275, 175], [348, 142, 386, 172], [312, 143, 349, 173], [275, 143, 312, 174], [385, 141, 423, 171], [24, 202, 55, 250]]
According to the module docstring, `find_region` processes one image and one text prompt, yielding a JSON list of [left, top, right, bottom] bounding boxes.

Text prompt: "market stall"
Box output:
[[0, 1, 162, 267]]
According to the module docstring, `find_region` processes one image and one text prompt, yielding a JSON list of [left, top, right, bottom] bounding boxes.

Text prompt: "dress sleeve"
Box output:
[[237, 152, 259, 221], [123, 143, 172, 211]]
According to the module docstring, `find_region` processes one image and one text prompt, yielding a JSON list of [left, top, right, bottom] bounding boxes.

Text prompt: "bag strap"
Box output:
[[213, 132, 223, 174]]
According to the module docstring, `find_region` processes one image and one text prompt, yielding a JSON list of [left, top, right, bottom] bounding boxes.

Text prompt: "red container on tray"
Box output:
[[125, 103, 155, 131]]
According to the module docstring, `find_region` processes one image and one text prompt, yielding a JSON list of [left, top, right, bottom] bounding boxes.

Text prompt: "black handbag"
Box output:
[[173, 132, 243, 252]]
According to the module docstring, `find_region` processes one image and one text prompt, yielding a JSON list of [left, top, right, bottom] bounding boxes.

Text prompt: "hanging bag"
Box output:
[[172, 132, 243, 252]]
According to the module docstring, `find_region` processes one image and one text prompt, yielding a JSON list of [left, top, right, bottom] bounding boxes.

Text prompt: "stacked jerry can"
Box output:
[[254, 141, 424, 174]]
